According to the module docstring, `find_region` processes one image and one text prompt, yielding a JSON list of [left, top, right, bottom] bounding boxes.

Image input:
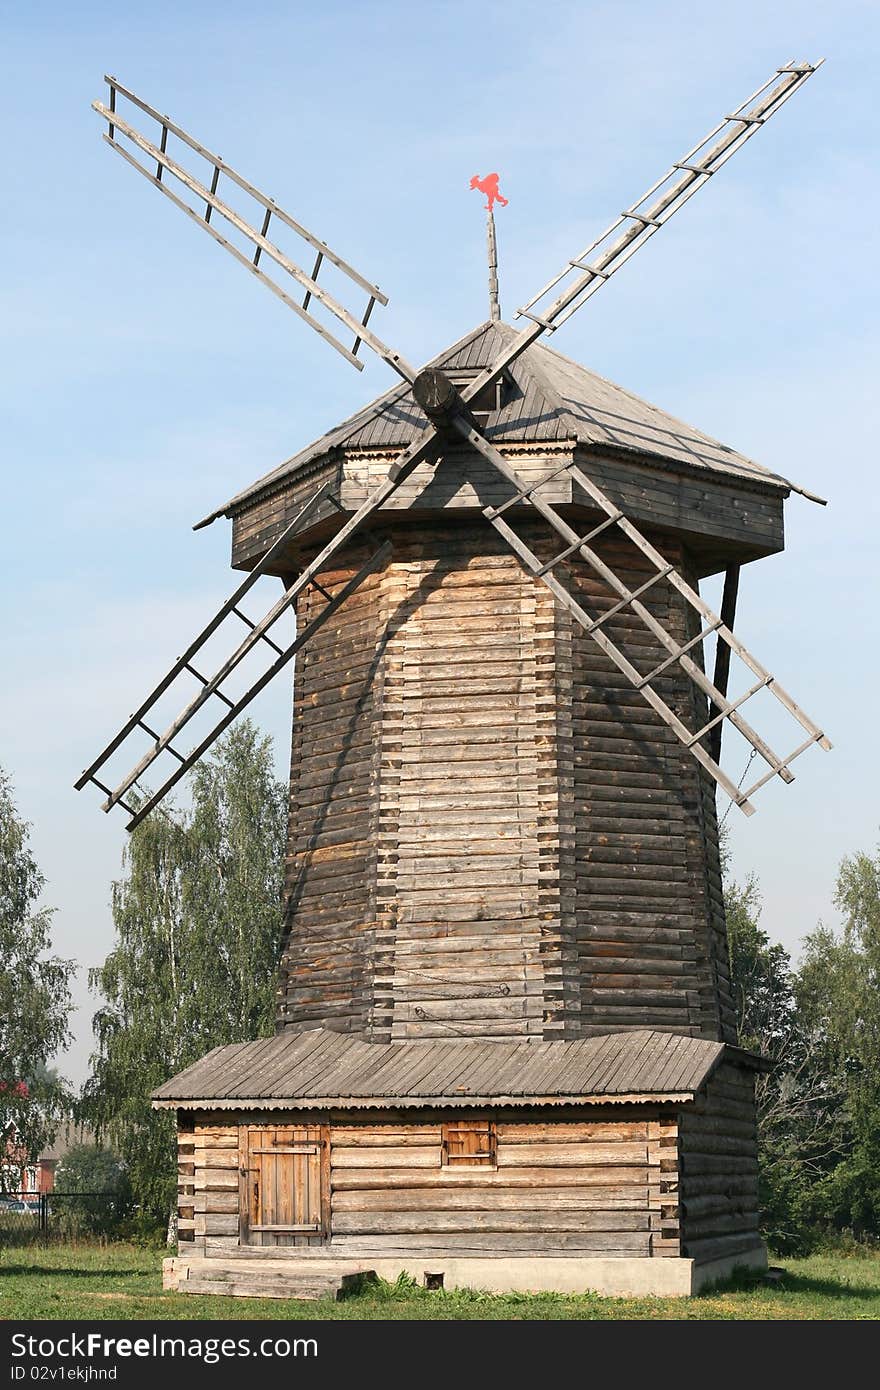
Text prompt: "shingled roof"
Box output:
[[152, 1027, 763, 1111], [196, 320, 796, 530]]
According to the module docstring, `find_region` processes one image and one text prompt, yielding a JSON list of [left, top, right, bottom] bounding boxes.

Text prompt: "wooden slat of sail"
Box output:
[[103, 78, 387, 300], [488, 65, 824, 375], [93, 78, 415, 380], [100, 130, 365, 370], [453, 420, 829, 813]]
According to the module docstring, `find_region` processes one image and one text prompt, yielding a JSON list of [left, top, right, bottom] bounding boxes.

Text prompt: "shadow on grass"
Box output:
[[0, 1264, 147, 1282], [342, 1266, 879, 1308], [697, 1266, 877, 1301]]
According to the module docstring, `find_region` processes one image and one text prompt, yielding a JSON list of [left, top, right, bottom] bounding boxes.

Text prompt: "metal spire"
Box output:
[[469, 173, 507, 322], [487, 207, 501, 322]]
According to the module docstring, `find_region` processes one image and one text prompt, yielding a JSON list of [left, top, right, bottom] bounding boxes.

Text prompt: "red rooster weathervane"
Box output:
[[469, 172, 508, 212]]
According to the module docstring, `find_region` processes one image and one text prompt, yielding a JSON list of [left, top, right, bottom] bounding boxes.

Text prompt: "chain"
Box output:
[[718, 747, 758, 830]]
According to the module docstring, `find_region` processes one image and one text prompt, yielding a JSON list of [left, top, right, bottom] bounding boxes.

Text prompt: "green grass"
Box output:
[[2, 1244, 880, 1319]]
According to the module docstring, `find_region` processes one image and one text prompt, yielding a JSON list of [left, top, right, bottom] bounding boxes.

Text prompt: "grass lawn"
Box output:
[[2, 1243, 880, 1319]]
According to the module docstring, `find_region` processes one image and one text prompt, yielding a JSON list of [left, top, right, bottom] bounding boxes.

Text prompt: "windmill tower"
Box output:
[[79, 64, 829, 1297]]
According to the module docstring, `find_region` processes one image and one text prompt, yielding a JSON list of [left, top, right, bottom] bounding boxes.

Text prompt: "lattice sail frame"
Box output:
[[78, 60, 829, 828], [93, 77, 416, 380], [467, 442, 831, 815]]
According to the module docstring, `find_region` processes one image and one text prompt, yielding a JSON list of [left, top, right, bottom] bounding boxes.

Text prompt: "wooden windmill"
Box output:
[[80, 63, 827, 1298]]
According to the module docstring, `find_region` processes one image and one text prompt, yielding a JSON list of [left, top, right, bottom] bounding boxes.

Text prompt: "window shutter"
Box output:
[[442, 1119, 497, 1167]]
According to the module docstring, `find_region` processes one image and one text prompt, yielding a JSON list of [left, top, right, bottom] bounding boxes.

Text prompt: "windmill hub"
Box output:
[[82, 63, 829, 1298], [412, 367, 461, 423]]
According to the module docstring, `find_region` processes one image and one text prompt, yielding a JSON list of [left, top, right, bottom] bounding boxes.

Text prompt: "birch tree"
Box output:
[[797, 844, 880, 1239], [0, 768, 73, 1186], [85, 720, 286, 1226]]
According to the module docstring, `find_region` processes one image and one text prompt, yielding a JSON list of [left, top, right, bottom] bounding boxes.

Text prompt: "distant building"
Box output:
[[2, 1121, 95, 1195]]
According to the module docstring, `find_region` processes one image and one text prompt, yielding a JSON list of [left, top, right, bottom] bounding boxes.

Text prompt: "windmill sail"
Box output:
[[76, 426, 444, 828], [450, 414, 830, 815], [79, 59, 828, 827], [93, 77, 417, 381], [459, 61, 824, 409]]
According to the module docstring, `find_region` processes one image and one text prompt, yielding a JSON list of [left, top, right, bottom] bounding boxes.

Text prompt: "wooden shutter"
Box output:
[[240, 1124, 328, 1246], [442, 1119, 496, 1167]]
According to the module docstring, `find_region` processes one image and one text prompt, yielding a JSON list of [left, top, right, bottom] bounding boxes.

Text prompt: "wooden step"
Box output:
[[177, 1261, 378, 1301]]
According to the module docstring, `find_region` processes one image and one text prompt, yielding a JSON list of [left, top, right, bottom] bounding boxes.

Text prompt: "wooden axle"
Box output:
[[412, 368, 465, 426]]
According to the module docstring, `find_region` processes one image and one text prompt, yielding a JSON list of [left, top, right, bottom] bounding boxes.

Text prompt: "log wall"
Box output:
[[564, 537, 733, 1039], [179, 1106, 682, 1260], [678, 1061, 761, 1264], [275, 521, 734, 1043], [176, 1114, 195, 1246], [181, 1120, 241, 1250], [228, 443, 785, 577], [372, 536, 556, 1041], [276, 545, 382, 1032]]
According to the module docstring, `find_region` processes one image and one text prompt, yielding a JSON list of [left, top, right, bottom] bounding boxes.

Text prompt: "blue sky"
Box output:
[[2, 0, 878, 1084]]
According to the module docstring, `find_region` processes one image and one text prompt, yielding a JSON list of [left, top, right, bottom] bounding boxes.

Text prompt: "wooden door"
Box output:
[[240, 1124, 328, 1246]]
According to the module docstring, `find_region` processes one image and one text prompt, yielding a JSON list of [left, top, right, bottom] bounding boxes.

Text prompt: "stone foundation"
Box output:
[[164, 1244, 767, 1300]]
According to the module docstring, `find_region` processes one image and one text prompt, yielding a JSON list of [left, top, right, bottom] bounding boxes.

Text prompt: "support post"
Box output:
[[708, 565, 741, 764]]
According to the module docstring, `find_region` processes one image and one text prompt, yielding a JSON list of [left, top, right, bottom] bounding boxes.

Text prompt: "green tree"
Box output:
[[84, 720, 286, 1228], [726, 870, 796, 1057], [797, 844, 880, 1239], [54, 1143, 132, 1237], [0, 768, 73, 1187], [724, 849, 842, 1252]]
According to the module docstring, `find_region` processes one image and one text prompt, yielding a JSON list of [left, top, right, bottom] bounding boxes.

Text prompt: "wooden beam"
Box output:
[[94, 99, 417, 383], [708, 565, 740, 764]]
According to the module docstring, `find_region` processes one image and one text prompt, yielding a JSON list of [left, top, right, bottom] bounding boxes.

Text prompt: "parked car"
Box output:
[[0, 1198, 37, 1215]]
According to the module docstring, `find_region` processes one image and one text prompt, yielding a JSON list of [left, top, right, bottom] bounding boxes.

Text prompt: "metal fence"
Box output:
[[0, 1191, 126, 1244]]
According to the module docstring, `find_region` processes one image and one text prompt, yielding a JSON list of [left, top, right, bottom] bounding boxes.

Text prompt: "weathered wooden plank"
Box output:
[[495, 1122, 648, 1142], [194, 1190, 239, 1215], [332, 1208, 652, 1234], [332, 1186, 652, 1212], [328, 1232, 653, 1254], [497, 1142, 648, 1167], [194, 1212, 239, 1236], [682, 1231, 762, 1262], [331, 1146, 442, 1170], [194, 1170, 239, 1191], [329, 1164, 653, 1191], [330, 1127, 443, 1147]]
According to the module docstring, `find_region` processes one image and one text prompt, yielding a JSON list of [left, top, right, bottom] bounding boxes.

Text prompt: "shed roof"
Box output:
[[151, 1027, 761, 1111], [196, 320, 798, 530]]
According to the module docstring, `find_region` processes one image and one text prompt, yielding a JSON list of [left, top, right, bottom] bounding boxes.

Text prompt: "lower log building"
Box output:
[[156, 323, 777, 1296], [156, 1031, 765, 1297]]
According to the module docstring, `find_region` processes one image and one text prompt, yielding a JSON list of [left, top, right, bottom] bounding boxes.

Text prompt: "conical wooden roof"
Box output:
[[197, 320, 793, 529]]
